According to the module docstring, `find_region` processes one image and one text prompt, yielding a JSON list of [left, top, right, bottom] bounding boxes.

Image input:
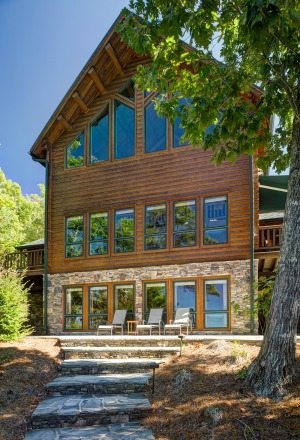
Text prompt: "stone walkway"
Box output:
[[24, 336, 177, 439]]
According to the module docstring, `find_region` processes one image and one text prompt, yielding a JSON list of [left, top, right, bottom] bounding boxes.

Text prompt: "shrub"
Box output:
[[0, 267, 32, 341]]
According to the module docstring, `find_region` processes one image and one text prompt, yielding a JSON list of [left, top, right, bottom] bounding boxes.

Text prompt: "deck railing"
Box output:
[[258, 225, 282, 250], [3, 249, 44, 271]]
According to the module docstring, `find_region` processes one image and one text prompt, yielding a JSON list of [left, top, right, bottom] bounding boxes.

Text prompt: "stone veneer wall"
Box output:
[[47, 259, 258, 335]]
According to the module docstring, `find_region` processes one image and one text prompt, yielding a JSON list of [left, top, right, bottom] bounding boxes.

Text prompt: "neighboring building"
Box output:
[[5, 14, 284, 334]]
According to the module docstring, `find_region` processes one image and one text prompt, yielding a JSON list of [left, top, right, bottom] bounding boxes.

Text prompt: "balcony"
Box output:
[[258, 225, 282, 251], [4, 249, 44, 274]]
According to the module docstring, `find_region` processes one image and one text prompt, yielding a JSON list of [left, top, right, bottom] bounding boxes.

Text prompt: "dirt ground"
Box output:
[[145, 341, 300, 440], [0, 337, 61, 440]]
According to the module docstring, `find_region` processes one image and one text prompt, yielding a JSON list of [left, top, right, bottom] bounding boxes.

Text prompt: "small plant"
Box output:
[[236, 367, 248, 380]]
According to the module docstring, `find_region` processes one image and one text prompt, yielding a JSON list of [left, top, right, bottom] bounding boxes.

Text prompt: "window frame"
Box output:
[[65, 131, 85, 169], [114, 207, 135, 254], [65, 215, 85, 258], [113, 95, 136, 161], [173, 199, 197, 248], [88, 104, 110, 165], [64, 286, 84, 331], [144, 203, 168, 251], [144, 98, 167, 154], [88, 211, 109, 257], [88, 285, 109, 330], [203, 278, 230, 330], [113, 282, 135, 321], [203, 195, 228, 246]]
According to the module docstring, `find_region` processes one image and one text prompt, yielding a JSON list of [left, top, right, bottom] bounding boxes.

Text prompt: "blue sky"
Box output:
[[0, 0, 129, 194]]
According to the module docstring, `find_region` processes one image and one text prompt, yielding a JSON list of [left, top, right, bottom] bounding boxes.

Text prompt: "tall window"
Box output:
[[64, 287, 83, 330], [88, 286, 108, 329], [174, 281, 196, 326], [204, 196, 228, 244], [66, 132, 84, 168], [89, 106, 109, 163], [114, 100, 135, 159], [204, 279, 228, 328], [173, 200, 196, 247], [173, 98, 190, 148], [114, 209, 135, 253], [145, 100, 166, 153], [145, 204, 167, 250], [89, 213, 108, 255], [114, 284, 134, 320], [65, 216, 84, 257], [144, 282, 166, 322]]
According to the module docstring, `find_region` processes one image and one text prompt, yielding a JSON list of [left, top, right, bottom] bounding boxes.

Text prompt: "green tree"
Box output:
[[119, 1, 300, 397], [0, 169, 44, 257]]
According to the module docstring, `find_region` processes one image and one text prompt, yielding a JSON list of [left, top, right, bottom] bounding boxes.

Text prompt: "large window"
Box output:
[[65, 216, 84, 257], [89, 107, 109, 164], [114, 100, 135, 159], [64, 287, 83, 330], [145, 204, 167, 250], [114, 209, 135, 253], [66, 132, 84, 168], [173, 98, 190, 148], [114, 284, 134, 320], [204, 279, 228, 328], [88, 286, 108, 329], [204, 196, 228, 244], [174, 281, 196, 326], [173, 200, 196, 247], [144, 282, 166, 322], [89, 213, 108, 256], [145, 100, 166, 153]]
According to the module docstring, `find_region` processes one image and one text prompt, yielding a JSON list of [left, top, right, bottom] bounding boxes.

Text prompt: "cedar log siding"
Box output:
[[47, 65, 259, 275]]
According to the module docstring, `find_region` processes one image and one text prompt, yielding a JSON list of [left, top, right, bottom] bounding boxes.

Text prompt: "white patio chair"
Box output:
[[136, 308, 164, 335], [97, 309, 127, 336], [164, 308, 192, 335]]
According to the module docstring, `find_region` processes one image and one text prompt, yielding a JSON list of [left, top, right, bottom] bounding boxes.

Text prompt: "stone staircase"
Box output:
[[25, 336, 180, 439]]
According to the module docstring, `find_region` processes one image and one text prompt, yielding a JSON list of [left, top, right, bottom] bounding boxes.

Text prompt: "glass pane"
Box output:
[[145, 283, 166, 313], [204, 228, 227, 245], [89, 315, 107, 328], [66, 133, 84, 168], [90, 107, 109, 163], [66, 244, 84, 258], [145, 101, 166, 153], [89, 241, 108, 256], [174, 282, 196, 311], [114, 101, 135, 159], [119, 80, 135, 101], [204, 197, 227, 228], [205, 280, 228, 311], [66, 216, 84, 243], [65, 316, 83, 330], [173, 232, 196, 247], [65, 288, 83, 315], [115, 238, 134, 253], [145, 235, 166, 250], [174, 201, 196, 231], [89, 213, 108, 255], [89, 286, 108, 314], [115, 209, 134, 253], [173, 98, 191, 147], [205, 313, 228, 328], [115, 285, 134, 319], [145, 205, 166, 234]]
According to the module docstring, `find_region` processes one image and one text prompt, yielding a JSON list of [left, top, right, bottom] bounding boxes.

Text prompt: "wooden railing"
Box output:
[[4, 249, 44, 271], [258, 225, 283, 250]]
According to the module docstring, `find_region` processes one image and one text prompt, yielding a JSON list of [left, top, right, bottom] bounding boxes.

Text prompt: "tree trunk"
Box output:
[[247, 98, 300, 398]]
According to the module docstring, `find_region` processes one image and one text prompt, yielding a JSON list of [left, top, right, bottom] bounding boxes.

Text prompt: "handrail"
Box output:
[[258, 225, 282, 250], [3, 249, 44, 271]]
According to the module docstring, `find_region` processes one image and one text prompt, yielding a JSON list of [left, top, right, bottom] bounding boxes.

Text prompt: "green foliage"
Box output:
[[119, 0, 300, 172], [0, 267, 32, 341], [256, 273, 275, 331], [0, 169, 44, 257]]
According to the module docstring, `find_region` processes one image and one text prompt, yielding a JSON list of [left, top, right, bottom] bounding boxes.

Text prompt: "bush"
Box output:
[[0, 267, 32, 341]]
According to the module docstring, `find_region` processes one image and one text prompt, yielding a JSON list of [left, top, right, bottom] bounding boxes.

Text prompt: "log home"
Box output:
[[26, 13, 263, 334]]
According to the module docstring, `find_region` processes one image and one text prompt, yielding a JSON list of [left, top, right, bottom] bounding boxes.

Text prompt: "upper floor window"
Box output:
[[114, 208, 135, 253], [66, 132, 84, 168], [89, 106, 109, 164], [173, 200, 196, 247], [89, 213, 108, 256], [65, 215, 84, 257], [114, 100, 135, 159], [145, 204, 167, 250], [173, 98, 190, 148], [204, 196, 228, 245], [145, 100, 166, 153]]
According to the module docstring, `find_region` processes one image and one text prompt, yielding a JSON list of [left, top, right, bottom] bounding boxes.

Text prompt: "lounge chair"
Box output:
[[97, 309, 127, 336], [164, 308, 192, 335], [136, 308, 164, 335]]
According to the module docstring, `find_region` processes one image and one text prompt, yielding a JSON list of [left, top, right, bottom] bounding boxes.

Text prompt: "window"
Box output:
[[114, 100, 135, 159], [204, 196, 228, 244], [204, 279, 228, 328], [114, 209, 135, 253], [173, 200, 196, 247], [89, 213, 108, 255], [144, 282, 166, 322], [65, 216, 84, 257], [145, 204, 167, 250], [89, 106, 109, 163], [66, 132, 84, 168], [64, 287, 83, 330], [114, 284, 134, 320], [173, 98, 190, 148], [145, 100, 166, 153], [88, 286, 108, 329], [174, 281, 196, 326]]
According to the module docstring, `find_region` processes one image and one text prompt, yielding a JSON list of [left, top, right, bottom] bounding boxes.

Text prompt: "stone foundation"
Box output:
[[47, 259, 258, 334]]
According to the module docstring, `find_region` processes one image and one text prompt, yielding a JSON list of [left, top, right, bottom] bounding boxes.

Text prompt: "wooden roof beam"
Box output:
[[88, 67, 106, 94], [72, 91, 89, 113], [105, 43, 124, 76], [57, 114, 72, 131]]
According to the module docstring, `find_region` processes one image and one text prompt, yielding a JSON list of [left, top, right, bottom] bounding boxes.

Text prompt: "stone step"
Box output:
[[60, 358, 162, 375], [59, 335, 182, 347], [46, 373, 152, 396], [25, 422, 154, 439], [63, 346, 179, 360], [30, 394, 151, 429]]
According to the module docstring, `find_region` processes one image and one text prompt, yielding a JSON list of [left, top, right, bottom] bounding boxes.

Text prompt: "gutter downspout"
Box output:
[[31, 155, 49, 335], [249, 155, 255, 334]]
